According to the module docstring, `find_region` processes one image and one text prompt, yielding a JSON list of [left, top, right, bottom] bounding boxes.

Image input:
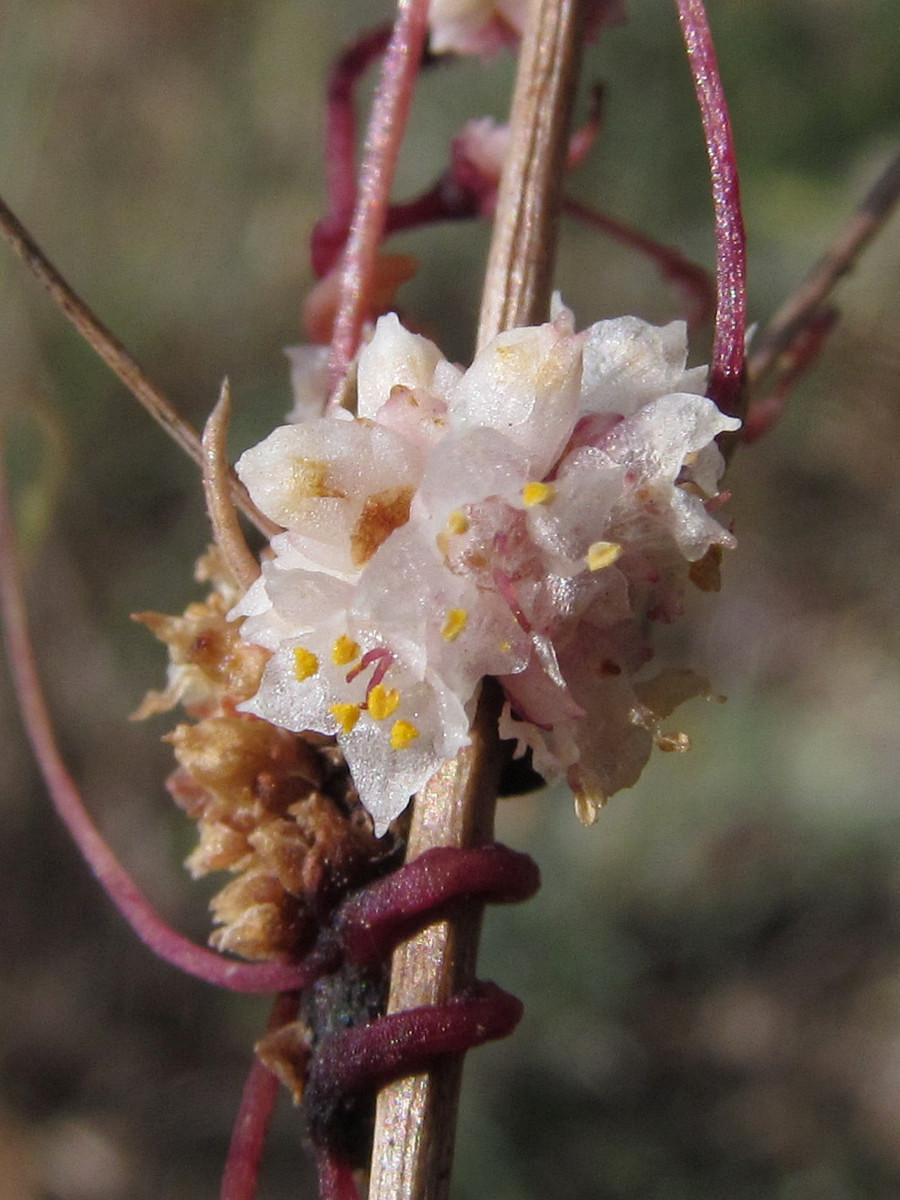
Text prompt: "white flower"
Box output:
[[232, 306, 739, 835], [427, 0, 627, 57], [428, 0, 529, 56]]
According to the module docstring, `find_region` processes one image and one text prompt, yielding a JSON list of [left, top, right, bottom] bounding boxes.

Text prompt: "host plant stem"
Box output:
[[367, 2, 584, 1198]]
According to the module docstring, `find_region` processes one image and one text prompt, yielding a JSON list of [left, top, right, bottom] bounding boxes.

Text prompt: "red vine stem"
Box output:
[[316, 1148, 363, 1200], [220, 991, 301, 1200], [561, 196, 715, 329], [0, 437, 314, 996], [327, 0, 430, 395], [674, 0, 747, 417], [313, 25, 394, 279]]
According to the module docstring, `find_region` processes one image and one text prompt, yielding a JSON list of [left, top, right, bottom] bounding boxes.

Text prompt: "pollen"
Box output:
[[329, 702, 361, 733], [441, 609, 469, 641], [293, 646, 319, 681], [332, 634, 360, 666], [522, 481, 555, 507], [446, 510, 470, 535], [586, 540, 623, 571], [368, 684, 401, 721], [390, 720, 420, 750]]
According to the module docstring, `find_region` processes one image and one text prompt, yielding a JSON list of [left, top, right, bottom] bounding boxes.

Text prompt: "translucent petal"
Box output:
[[235, 420, 423, 572], [357, 313, 444, 420], [284, 345, 330, 423], [599, 392, 739, 483], [446, 322, 583, 477], [581, 317, 707, 417], [525, 449, 625, 570], [416, 426, 531, 527]]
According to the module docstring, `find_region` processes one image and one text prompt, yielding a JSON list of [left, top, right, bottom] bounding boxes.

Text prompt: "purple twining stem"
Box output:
[[0, 465, 318, 996], [675, 0, 747, 417], [334, 844, 541, 969], [327, 0, 430, 395], [384, 178, 481, 236], [562, 196, 716, 329], [221, 992, 302, 1200], [305, 981, 523, 1135], [313, 25, 394, 279]]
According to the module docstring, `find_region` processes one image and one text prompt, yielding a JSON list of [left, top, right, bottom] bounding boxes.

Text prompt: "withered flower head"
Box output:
[[134, 548, 385, 962]]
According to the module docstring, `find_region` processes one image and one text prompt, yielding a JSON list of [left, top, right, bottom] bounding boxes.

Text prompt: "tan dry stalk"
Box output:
[[0, 194, 278, 540], [201, 380, 262, 590], [476, 0, 585, 348], [367, 3, 585, 1198], [747, 148, 900, 387]]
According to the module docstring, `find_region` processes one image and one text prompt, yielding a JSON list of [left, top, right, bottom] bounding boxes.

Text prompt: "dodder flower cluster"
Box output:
[[233, 304, 739, 834]]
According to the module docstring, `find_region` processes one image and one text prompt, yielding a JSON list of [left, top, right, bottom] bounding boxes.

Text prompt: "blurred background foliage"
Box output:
[[1, 1, 899, 1197]]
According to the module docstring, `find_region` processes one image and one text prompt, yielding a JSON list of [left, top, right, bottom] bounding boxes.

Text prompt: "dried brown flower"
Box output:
[[134, 548, 385, 962]]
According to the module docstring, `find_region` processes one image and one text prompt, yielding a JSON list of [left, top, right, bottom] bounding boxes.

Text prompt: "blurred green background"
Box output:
[[1, 1, 899, 1197]]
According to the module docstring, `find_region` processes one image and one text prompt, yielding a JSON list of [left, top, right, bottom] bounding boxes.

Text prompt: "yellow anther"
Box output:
[[522, 481, 555, 507], [293, 646, 319, 681], [586, 540, 623, 571], [441, 609, 469, 642], [330, 702, 361, 734], [390, 720, 420, 750], [331, 634, 360, 666], [368, 684, 401, 721], [499, 640, 511, 653], [446, 510, 470, 535]]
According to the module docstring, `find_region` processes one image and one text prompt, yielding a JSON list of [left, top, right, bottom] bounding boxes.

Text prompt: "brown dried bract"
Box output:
[[131, 547, 269, 719], [689, 544, 723, 592]]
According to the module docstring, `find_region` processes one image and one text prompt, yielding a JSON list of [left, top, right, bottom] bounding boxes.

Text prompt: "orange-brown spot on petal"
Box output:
[[351, 486, 414, 566], [289, 458, 346, 502]]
